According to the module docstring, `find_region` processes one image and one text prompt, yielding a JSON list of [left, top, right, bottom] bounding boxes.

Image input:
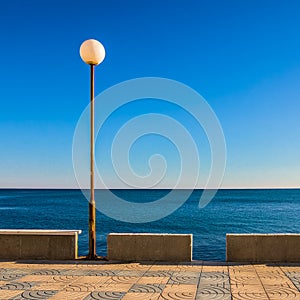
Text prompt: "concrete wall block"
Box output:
[[227, 234, 300, 262], [0, 230, 81, 260]]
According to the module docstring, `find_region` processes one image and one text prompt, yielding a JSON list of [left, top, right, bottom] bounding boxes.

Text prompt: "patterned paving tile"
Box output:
[[129, 283, 165, 293], [59, 269, 92, 276], [87, 270, 120, 276], [137, 276, 169, 285], [65, 282, 99, 292], [168, 275, 199, 285], [157, 267, 180, 272], [175, 265, 203, 273], [159, 291, 196, 300], [2, 269, 29, 275], [284, 271, 300, 277], [281, 266, 300, 274], [49, 275, 79, 284], [283, 272, 300, 292], [11, 290, 57, 300], [195, 293, 231, 300], [84, 291, 126, 300], [0, 290, 23, 299], [202, 266, 228, 274], [122, 264, 152, 271], [72, 276, 109, 284], [230, 284, 266, 294], [158, 293, 194, 300], [0, 261, 300, 299], [0, 274, 25, 281], [143, 271, 174, 277], [0, 281, 37, 290], [159, 284, 197, 299], [199, 275, 230, 285], [98, 264, 131, 271], [104, 276, 140, 285], [148, 265, 178, 272], [49, 291, 90, 299], [197, 283, 231, 294], [17, 264, 58, 270], [229, 270, 257, 275], [265, 286, 300, 299], [289, 277, 300, 292], [198, 281, 230, 291], [17, 275, 77, 283], [31, 269, 64, 276], [116, 270, 146, 277], [198, 270, 230, 294], [93, 283, 133, 292], [200, 272, 230, 284], [259, 273, 295, 286], [231, 292, 269, 300], [122, 292, 160, 300], [228, 263, 254, 268], [255, 268, 285, 276], [229, 275, 261, 286], [15, 275, 49, 282], [31, 282, 67, 290], [172, 271, 201, 277]]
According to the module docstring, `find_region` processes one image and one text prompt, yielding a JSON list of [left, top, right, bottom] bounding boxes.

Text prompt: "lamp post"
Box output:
[[79, 39, 105, 259]]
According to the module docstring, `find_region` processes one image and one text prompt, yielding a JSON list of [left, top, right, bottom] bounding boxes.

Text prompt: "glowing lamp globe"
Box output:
[[80, 39, 105, 65]]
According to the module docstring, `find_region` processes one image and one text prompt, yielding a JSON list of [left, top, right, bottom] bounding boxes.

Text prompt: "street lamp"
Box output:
[[80, 39, 105, 259]]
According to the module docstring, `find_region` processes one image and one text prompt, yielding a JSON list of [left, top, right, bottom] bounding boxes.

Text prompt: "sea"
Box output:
[[0, 189, 299, 261]]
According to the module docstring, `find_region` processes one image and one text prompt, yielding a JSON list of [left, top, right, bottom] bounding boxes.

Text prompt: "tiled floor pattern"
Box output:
[[0, 261, 299, 299]]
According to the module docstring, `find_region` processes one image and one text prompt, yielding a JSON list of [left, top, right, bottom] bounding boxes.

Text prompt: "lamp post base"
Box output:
[[80, 255, 108, 261]]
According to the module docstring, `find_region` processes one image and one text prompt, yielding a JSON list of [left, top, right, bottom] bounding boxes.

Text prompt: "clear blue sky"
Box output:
[[0, 0, 299, 188]]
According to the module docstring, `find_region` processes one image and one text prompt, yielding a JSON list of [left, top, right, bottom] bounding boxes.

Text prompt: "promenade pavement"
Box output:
[[0, 260, 299, 299]]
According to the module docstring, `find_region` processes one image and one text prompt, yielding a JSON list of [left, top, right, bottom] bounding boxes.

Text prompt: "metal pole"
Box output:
[[88, 64, 96, 259]]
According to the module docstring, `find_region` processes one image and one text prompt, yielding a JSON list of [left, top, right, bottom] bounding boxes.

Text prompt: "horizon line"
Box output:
[[1, 187, 300, 190]]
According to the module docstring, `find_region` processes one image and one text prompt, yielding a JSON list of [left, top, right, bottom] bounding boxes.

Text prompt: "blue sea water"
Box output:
[[0, 189, 299, 261]]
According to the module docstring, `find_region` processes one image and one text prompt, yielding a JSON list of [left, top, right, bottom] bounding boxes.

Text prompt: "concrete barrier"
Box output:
[[226, 233, 300, 262], [0, 229, 81, 260], [107, 233, 192, 262]]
